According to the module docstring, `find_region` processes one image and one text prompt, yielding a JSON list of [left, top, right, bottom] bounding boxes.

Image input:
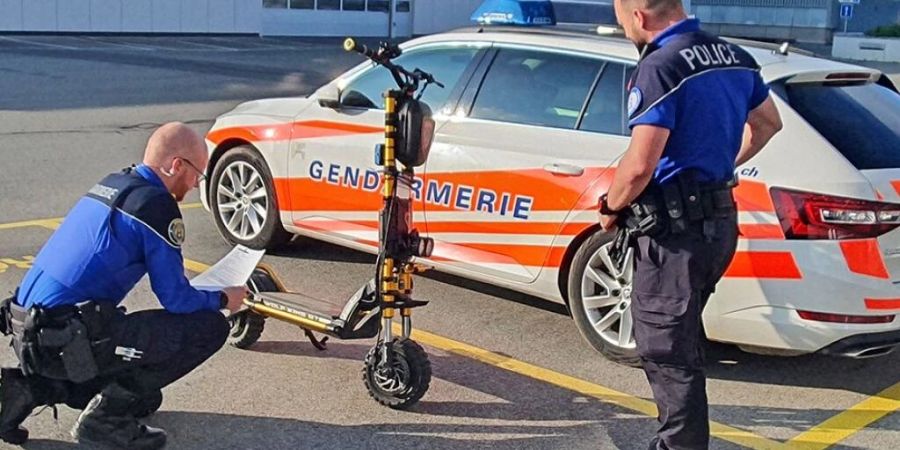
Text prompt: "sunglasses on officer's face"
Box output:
[[177, 157, 207, 183]]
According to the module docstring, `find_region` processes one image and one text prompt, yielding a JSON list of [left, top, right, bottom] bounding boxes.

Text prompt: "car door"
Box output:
[[423, 46, 632, 282], [287, 42, 487, 246]]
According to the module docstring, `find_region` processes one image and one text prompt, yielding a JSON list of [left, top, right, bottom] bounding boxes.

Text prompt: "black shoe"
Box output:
[[72, 384, 167, 450], [0, 368, 36, 445]]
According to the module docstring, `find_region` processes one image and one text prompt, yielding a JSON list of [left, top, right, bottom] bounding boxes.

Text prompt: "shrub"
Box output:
[[867, 24, 900, 38]]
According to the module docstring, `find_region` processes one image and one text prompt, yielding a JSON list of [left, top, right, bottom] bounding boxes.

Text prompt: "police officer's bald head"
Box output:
[[614, 0, 686, 48], [143, 122, 209, 202], [143, 122, 206, 166]]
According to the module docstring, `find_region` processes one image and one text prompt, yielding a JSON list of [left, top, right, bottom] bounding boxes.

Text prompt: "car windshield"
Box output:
[[779, 81, 900, 170]]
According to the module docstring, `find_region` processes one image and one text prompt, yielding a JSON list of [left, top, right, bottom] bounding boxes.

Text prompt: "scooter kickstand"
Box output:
[[304, 329, 329, 351]]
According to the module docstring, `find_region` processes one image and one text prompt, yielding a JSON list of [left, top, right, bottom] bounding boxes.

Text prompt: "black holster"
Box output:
[[6, 299, 121, 383], [622, 172, 737, 239]]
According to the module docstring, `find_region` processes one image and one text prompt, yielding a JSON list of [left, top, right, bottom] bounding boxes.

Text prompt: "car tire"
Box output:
[[210, 146, 291, 250], [568, 230, 641, 367]]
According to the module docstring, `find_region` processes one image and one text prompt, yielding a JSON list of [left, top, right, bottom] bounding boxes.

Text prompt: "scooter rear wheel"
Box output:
[[363, 338, 431, 410], [228, 267, 275, 349], [227, 310, 265, 349]]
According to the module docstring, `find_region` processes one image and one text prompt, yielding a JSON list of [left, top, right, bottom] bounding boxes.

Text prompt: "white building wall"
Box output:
[[23, 0, 56, 31], [91, 0, 123, 32], [58, 0, 91, 32], [0, 0, 260, 33], [234, 0, 260, 34], [122, 0, 153, 32], [151, 0, 182, 32], [262, 9, 392, 37], [412, 0, 482, 35], [210, 2, 238, 34], [0, 0, 23, 31], [181, 0, 210, 33], [833, 34, 900, 63]]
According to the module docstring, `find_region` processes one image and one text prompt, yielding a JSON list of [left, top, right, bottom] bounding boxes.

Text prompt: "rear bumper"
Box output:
[[817, 329, 900, 359]]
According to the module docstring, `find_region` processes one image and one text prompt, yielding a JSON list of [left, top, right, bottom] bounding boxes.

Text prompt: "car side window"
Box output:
[[580, 62, 628, 136], [341, 46, 480, 111], [469, 48, 604, 129]]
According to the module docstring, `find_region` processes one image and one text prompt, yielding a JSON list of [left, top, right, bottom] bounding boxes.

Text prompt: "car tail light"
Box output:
[[770, 188, 900, 240], [798, 310, 895, 324]]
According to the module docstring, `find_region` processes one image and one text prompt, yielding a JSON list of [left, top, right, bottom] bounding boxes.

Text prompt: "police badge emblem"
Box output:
[[168, 218, 185, 246], [627, 87, 642, 118]]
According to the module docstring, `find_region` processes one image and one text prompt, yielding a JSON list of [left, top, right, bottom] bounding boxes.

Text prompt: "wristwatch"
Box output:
[[599, 193, 619, 215], [219, 292, 229, 309]]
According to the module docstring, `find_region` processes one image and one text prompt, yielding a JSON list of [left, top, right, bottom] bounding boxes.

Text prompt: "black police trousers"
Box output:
[[631, 215, 738, 450], [28, 308, 229, 405], [100, 309, 229, 395]]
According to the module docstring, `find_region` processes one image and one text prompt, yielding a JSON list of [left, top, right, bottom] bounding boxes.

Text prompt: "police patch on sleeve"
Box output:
[[627, 87, 643, 118], [168, 218, 185, 246]]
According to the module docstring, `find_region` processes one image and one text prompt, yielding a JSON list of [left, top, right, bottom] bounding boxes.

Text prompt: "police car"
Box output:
[[202, 1, 900, 364]]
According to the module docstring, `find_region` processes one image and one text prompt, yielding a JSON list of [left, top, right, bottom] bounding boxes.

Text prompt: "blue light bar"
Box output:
[[470, 0, 557, 26]]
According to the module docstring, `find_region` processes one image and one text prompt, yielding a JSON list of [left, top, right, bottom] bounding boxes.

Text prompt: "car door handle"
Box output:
[[543, 163, 584, 177]]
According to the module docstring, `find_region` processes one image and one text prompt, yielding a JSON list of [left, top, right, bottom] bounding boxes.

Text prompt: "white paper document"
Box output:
[[190, 245, 265, 291]]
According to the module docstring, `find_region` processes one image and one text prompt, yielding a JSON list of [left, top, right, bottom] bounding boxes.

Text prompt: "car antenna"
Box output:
[[775, 42, 790, 56]]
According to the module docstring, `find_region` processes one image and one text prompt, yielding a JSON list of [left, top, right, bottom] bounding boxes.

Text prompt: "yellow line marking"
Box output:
[[0, 203, 203, 232], [183, 259, 211, 274], [787, 381, 900, 449], [0, 219, 61, 231], [38, 219, 62, 230]]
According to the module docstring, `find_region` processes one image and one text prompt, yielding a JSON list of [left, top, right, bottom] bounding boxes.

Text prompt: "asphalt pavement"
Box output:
[[0, 35, 897, 450]]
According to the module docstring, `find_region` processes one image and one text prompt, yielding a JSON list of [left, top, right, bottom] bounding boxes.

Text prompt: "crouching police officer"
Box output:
[[0, 122, 248, 449], [601, 1, 783, 448]]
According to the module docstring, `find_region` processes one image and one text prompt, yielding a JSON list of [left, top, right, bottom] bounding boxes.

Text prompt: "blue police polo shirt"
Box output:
[[627, 18, 770, 183], [17, 164, 221, 313]]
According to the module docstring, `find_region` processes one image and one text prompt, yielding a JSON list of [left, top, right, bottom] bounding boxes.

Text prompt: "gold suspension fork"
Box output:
[[380, 91, 398, 343], [400, 264, 414, 339]]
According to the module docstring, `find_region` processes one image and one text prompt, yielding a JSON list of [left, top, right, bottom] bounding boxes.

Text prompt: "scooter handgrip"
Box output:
[[343, 37, 376, 59]]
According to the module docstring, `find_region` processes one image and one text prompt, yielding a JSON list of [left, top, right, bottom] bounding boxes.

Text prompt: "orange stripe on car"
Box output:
[[733, 179, 775, 213], [738, 224, 783, 239], [864, 298, 900, 311], [840, 240, 890, 279], [430, 242, 567, 267], [420, 168, 609, 214], [290, 120, 383, 137], [295, 219, 590, 236], [207, 120, 382, 146], [891, 181, 900, 197], [724, 251, 802, 279]]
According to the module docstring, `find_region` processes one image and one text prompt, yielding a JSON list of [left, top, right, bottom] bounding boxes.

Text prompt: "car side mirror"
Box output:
[[318, 85, 342, 109]]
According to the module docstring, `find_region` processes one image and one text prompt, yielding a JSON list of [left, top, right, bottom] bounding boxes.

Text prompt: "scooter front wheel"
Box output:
[[363, 338, 431, 409]]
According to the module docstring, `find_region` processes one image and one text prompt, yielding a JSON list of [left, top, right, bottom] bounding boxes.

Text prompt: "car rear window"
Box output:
[[779, 82, 900, 170]]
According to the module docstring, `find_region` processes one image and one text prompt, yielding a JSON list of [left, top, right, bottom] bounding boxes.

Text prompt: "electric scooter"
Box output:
[[227, 38, 441, 409]]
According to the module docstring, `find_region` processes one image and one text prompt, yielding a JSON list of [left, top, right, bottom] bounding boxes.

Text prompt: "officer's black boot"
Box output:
[[71, 383, 167, 449], [0, 367, 35, 444]]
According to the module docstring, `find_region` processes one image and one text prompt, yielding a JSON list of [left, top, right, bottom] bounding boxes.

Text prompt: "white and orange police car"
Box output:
[[202, 1, 900, 364]]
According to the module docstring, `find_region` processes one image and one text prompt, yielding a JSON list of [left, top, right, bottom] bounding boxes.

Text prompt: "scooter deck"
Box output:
[[256, 291, 346, 321]]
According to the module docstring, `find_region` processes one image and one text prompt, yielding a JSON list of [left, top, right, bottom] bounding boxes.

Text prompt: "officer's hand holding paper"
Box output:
[[190, 245, 265, 314]]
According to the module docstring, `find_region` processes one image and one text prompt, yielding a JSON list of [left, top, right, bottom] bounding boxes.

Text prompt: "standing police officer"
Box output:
[[0, 123, 248, 449], [600, 0, 783, 448]]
